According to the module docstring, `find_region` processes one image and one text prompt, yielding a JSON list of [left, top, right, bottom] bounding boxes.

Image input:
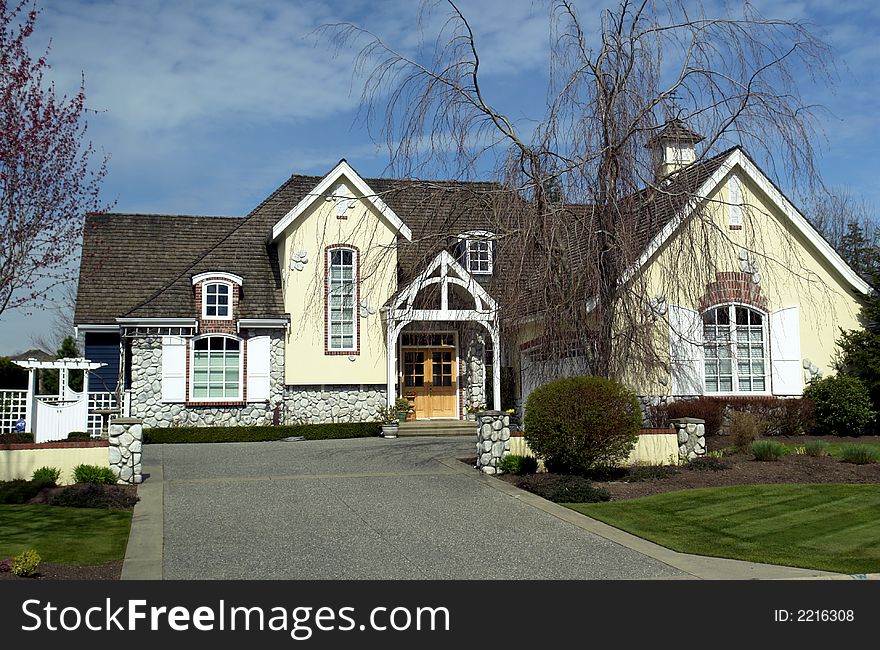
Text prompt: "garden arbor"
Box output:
[[13, 357, 105, 442]]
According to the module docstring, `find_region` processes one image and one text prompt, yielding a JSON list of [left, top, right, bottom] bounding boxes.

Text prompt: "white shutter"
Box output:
[[246, 336, 271, 402], [770, 306, 802, 395], [669, 305, 704, 395], [161, 336, 186, 403]]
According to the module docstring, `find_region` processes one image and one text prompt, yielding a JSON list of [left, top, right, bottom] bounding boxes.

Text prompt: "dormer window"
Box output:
[[457, 231, 494, 275], [204, 282, 231, 319], [192, 272, 243, 322]]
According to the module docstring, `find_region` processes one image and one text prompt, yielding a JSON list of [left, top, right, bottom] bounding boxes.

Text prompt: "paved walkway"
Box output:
[[122, 437, 846, 580]]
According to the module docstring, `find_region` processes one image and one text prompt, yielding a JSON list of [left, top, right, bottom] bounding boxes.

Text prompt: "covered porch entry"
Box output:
[[384, 250, 500, 420]]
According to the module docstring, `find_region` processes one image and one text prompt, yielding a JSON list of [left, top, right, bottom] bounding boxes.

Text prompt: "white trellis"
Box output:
[[384, 249, 501, 411], [13, 358, 106, 443]]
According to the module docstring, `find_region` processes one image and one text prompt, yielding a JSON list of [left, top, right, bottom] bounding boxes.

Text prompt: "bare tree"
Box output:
[[326, 0, 836, 382], [0, 0, 109, 318], [31, 277, 77, 353], [805, 188, 878, 274]]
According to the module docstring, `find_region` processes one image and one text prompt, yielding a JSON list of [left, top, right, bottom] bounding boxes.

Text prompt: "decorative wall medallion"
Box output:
[[289, 249, 309, 272], [359, 300, 376, 318]]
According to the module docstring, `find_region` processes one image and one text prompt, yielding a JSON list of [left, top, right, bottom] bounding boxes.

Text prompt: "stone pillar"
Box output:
[[109, 417, 144, 484], [670, 417, 706, 462], [475, 410, 511, 474]]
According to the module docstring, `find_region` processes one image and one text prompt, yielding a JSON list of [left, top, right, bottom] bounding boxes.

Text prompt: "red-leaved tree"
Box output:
[[0, 0, 108, 316]]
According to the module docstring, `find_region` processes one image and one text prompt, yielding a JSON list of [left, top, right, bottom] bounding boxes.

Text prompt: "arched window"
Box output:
[[702, 305, 767, 393], [191, 335, 242, 400], [203, 282, 231, 319]]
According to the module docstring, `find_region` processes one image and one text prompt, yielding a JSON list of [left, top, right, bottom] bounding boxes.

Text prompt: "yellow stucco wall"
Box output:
[[0, 446, 109, 484], [278, 177, 399, 385], [635, 162, 866, 395], [509, 433, 680, 467]]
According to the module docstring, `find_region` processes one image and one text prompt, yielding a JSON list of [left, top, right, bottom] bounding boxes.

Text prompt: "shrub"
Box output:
[[0, 432, 34, 444], [66, 431, 91, 441], [524, 376, 641, 474], [685, 456, 729, 471], [31, 466, 61, 487], [0, 558, 10, 572], [667, 397, 725, 435], [515, 474, 611, 503], [143, 422, 380, 444], [804, 375, 875, 436], [11, 549, 41, 577], [48, 483, 139, 509], [0, 479, 43, 504], [804, 440, 830, 457], [730, 411, 769, 452], [497, 454, 538, 475], [751, 440, 787, 461], [394, 397, 411, 412], [776, 398, 816, 436], [72, 464, 117, 485], [838, 444, 880, 465]]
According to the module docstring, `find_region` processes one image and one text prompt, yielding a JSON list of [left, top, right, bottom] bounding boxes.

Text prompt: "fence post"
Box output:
[[475, 410, 511, 474]]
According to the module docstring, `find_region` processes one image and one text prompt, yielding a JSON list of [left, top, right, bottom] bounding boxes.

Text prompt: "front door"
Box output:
[[402, 348, 457, 418]]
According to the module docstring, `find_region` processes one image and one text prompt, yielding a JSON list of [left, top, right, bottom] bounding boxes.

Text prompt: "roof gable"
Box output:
[[631, 148, 872, 296], [270, 160, 413, 242]]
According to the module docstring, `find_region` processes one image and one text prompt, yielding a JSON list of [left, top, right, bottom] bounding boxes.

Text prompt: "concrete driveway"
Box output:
[[124, 436, 839, 580]]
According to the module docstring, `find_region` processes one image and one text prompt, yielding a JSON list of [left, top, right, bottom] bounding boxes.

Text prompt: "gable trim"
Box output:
[[270, 160, 413, 242]]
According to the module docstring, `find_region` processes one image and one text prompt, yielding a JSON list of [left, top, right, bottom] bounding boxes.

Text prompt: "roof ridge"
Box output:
[[93, 212, 244, 220]]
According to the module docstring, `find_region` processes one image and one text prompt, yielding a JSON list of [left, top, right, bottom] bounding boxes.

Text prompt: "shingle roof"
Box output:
[[75, 150, 734, 325], [76, 169, 502, 323], [75, 213, 243, 324]]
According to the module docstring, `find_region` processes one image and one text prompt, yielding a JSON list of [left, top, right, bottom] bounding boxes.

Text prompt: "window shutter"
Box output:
[[246, 336, 271, 402], [770, 306, 802, 395], [161, 336, 187, 403], [668, 305, 703, 395]]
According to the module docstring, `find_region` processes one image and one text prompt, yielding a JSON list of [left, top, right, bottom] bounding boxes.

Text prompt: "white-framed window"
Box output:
[[203, 282, 232, 319], [191, 335, 242, 400], [458, 231, 494, 274], [703, 304, 767, 393], [327, 247, 357, 352]]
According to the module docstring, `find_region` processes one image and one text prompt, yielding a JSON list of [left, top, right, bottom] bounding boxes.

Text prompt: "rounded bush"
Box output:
[[523, 375, 641, 474], [803, 375, 875, 436]]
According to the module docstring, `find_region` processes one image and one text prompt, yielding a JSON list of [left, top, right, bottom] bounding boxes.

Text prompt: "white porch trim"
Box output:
[[384, 249, 501, 414]]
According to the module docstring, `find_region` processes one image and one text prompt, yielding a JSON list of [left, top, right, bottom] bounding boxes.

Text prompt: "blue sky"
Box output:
[[1, 0, 879, 354]]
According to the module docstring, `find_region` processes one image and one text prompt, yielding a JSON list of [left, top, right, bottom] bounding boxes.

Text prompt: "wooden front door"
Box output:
[[402, 348, 457, 418]]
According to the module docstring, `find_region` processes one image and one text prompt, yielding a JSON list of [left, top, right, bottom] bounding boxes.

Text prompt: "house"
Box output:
[[512, 123, 872, 414], [74, 162, 503, 428], [73, 124, 872, 430]]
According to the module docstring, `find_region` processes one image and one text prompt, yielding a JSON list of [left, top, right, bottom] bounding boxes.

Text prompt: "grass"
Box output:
[[0, 505, 132, 565], [569, 484, 880, 575]]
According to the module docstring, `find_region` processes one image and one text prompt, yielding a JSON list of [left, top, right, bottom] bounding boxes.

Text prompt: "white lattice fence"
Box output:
[[88, 392, 117, 436], [0, 390, 28, 434]]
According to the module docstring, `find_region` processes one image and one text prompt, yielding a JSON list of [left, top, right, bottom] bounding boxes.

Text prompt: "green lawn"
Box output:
[[570, 484, 880, 574], [0, 505, 132, 565]]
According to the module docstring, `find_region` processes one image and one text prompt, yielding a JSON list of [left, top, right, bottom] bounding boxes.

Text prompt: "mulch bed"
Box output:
[[0, 484, 138, 581], [0, 561, 122, 581], [483, 435, 880, 502]]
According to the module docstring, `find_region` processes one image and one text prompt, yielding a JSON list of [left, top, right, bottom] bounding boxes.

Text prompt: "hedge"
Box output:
[[143, 422, 381, 444]]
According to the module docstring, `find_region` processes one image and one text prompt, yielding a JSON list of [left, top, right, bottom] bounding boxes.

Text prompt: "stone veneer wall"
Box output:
[[108, 418, 143, 484], [670, 417, 706, 461], [283, 385, 387, 424], [475, 410, 511, 474], [463, 334, 486, 413], [129, 329, 285, 428]]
